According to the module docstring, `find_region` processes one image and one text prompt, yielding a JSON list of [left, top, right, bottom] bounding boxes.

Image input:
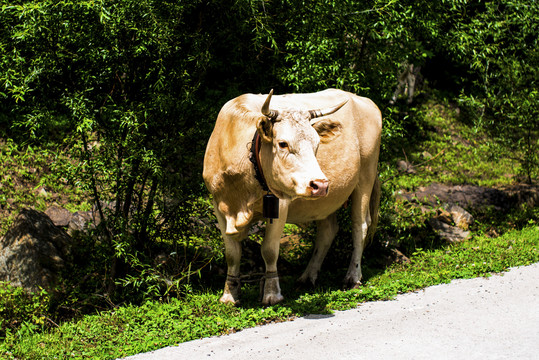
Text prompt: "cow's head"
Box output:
[[256, 90, 347, 200]]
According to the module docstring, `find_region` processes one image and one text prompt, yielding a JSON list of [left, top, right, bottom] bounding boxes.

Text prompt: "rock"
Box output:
[[435, 208, 453, 225], [68, 211, 96, 235], [397, 160, 416, 174], [398, 182, 537, 215], [389, 248, 411, 265], [398, 183, 512, 210], [502, 183, 539, 208], [429, 218, 471, 243], [421, 151, 432, 159], [445, 204, 474, 230], [45, 205, 73, 227], [37, 187, 49, 198], [0, 208, 72, 293], [46, 205, 101, 235], [450, 185, 508, 209]]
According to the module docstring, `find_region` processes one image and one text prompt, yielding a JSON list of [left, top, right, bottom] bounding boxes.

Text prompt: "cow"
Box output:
[[203, 89, 382, 305]]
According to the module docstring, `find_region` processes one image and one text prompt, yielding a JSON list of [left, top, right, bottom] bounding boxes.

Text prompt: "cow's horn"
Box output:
[[261, 89, 279, 119], [309, 100, 348, 119]]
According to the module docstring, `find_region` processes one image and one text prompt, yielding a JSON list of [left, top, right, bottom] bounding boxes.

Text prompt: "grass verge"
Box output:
[[2, 225, 537, 360]]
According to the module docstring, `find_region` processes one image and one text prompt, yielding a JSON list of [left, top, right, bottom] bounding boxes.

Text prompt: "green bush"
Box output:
[[440, 0, 539, 183], [0, 283, 50, 340]]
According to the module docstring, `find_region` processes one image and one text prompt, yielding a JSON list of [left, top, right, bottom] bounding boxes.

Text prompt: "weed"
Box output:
[[0, 283, 50, 341], [0, 139, 90, 234]]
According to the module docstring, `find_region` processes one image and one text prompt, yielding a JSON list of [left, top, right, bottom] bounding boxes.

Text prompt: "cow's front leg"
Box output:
[[221, 236, 243, 304], [260, 203, 288, 305], [215, 206, 246, 305]]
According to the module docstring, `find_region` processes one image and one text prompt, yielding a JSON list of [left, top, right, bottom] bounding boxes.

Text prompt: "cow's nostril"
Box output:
[[310, 179, 329, 197]]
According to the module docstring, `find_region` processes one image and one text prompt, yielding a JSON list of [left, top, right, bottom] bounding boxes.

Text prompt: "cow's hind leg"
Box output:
[[298, 212, 339, 286], [344, 184, 372, 288], [215, 207, 247, 305]]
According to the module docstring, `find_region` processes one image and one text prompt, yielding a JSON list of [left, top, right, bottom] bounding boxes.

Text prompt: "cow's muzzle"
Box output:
[[309, 179, 329, 197]]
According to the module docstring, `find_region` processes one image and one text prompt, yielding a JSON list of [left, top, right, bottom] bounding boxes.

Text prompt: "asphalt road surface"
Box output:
[[124, 262, 539, 360]]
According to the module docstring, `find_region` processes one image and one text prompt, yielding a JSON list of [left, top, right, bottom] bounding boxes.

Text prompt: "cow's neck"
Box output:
[[249, 130, 270, 192], [249, 130, 280, 222]]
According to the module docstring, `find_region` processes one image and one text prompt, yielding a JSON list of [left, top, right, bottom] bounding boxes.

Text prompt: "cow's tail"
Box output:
[[366, 175, 381, 246]]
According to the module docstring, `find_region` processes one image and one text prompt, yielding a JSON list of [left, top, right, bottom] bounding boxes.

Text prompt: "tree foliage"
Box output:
[[1, 0, 277, 299], [442, 0, 538, 182]]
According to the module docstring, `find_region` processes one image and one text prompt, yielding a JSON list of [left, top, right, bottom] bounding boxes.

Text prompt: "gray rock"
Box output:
[[68, 211, 97, 235], [45, 205, 73, 227], [445, 203, 474, 230], [397, 160, 416, 174], [429, 218, 471, 243], [398, 183, 511, 210], [397, 182, 538, 215], [0, 208, 72, 293], [388, 248, 411, 265], [502, 183, 539, 208]]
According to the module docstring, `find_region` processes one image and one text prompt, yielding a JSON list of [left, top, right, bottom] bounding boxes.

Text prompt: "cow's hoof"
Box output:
[[261, 273, 283, 305], [221, 275, 241, 305], [297, 272, 317, 287], [220, 293, 240, 305], [343, 275, 362, 289], [262, 293, 284, 306]]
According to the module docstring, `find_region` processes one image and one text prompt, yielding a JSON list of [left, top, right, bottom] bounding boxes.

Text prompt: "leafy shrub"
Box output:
[[441, 0, 538, 183], [0, 283, 50, 340]]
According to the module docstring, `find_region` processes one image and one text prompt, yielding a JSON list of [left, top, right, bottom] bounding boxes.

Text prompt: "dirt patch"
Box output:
[[397, 183, 539, 211], [395, 182, 538, 243]]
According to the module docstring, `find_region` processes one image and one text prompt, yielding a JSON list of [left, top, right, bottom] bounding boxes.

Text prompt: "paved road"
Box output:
[[124, 263, 539, 360]]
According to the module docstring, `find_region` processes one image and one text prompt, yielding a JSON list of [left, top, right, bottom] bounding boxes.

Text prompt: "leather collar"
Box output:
[[249, 131, 269, 192]]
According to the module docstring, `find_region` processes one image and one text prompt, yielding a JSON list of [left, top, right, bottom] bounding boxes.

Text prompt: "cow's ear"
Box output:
[[312, 118, 342, 143], [257, 117, 274, 142]]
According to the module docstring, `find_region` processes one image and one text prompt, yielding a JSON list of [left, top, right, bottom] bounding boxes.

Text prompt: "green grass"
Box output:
[[386, 101, 521, 190], [1, 225, 537, 360], [0, 139, 90, 234]]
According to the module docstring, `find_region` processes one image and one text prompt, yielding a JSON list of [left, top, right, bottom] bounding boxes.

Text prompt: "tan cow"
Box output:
[[203, 89, 382, 305]]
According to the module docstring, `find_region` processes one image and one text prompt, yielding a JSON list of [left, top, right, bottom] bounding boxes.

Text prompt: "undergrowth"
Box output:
[[383, 100, 522, 190], [1, 225, 537, 359], [0, 139, 89, 234]]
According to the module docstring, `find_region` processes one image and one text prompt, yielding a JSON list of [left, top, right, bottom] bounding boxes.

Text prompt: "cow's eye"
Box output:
[[278, 141, 289, 149]]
